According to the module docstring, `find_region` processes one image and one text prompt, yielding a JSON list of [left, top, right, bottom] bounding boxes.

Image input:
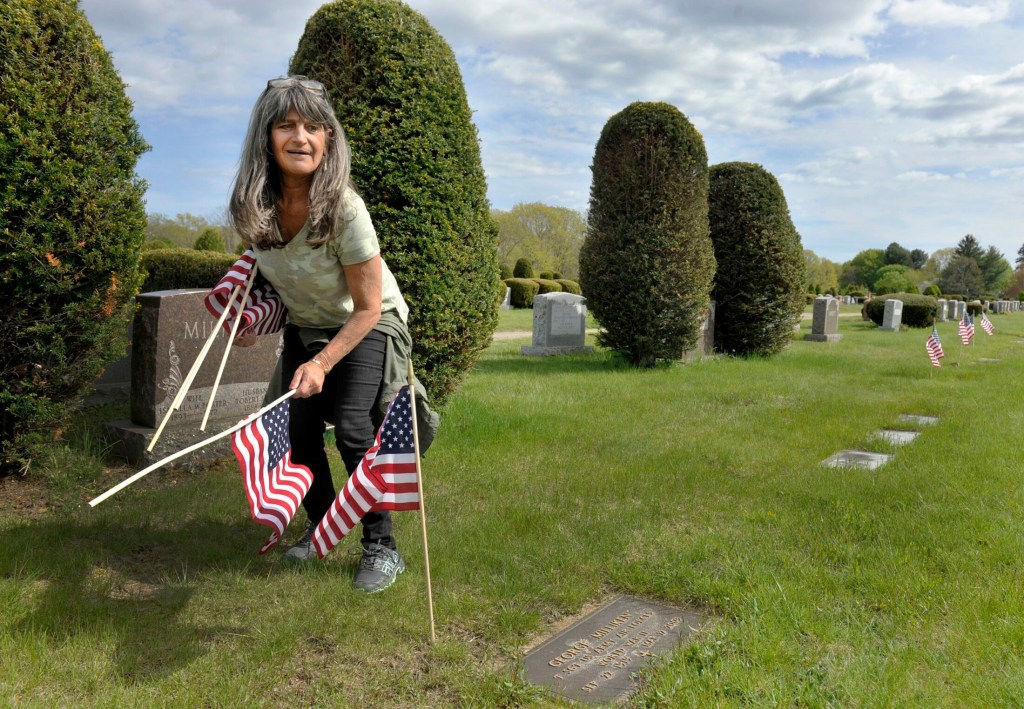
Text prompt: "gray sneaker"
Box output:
[[283, 522, 317, 562], [353, 543, 405, 593]]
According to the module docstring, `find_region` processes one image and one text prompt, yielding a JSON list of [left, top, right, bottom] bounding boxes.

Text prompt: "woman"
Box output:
[[229, 76, 410, 593]]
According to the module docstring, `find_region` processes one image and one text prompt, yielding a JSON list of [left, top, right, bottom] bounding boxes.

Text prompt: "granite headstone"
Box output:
[[106, 289, 282, 466], [804, 296, 841, 342], [880, 299, 903, 331], [521, 292, 594, 356]]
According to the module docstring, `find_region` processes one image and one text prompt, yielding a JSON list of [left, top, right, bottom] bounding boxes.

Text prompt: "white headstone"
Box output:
[[881, 299, 903, 331], [521, 292, 594, 356]]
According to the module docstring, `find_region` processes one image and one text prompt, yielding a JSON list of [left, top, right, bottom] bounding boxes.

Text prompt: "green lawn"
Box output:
[[3, 314, 1024, 706]]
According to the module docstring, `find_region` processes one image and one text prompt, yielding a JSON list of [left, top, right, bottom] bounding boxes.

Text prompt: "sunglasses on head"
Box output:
[[266, 78, 325, 95]]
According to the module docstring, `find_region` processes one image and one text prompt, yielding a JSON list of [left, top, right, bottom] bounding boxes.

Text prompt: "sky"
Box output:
[[77, 0, 1024, 264]]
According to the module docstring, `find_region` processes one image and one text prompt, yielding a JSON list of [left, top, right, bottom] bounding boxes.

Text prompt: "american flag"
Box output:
[[958, 311, 975, 345], [926, 326, 944, 367], [204, 249, 287, 336], [232, 400, 313, 554], [980, 311, 995, 335], [312, 386, 420, 559]]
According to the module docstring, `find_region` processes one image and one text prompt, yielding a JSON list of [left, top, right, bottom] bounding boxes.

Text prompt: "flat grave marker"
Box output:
[[523, 595, 705, 705], [875, 430, 919, 445], [822, 450, 892, 470], [897, 414, 939, 427]]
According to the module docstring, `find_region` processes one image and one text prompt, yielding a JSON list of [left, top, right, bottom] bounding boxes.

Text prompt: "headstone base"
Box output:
[[803, 334, 843, 342], [104, 418, 239, 469], [521, 345, 594, 356]]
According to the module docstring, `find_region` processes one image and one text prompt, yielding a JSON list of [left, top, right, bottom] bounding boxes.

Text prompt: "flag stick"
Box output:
[[407, 359, 436, 643], [201, 265, 258, 431], [148, 283, 243, 451], [91, 390, 296, 508]]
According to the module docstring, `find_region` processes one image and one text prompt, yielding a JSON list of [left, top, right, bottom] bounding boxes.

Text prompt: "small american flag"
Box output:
[[926, 326, 944, 367], [232, 400, 313, 554], [204, 249, 287, 336], [312, 386, 420, 559], [958, 311, 975, 345], [980, 311, 995, 335]]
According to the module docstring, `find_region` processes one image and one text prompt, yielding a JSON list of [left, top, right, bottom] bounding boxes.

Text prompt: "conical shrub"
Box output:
[[0, 0, 148, 472], [709, 162, 805, 356], [579, 102, 715, 367]]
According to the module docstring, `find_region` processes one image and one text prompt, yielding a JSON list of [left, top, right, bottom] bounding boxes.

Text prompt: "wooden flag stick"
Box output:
[[148, 283, 243, 451], [90, 390, 296, 508], [201, 264, 258, 431], [407, 358, 436, 643]]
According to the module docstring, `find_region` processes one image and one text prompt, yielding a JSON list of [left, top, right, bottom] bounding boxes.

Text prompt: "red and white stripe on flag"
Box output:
[[204, 249, 287, 337], [311, 386, 420, 558], [981, 313, 995, 335], [232, 400, 313, 554]]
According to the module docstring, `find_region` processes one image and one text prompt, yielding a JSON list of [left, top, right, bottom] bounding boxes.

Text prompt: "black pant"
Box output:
[[282, 325, 394, 549]]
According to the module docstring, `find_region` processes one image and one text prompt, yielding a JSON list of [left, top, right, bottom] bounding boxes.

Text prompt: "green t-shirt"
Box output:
[[254, 189, 409, 328]]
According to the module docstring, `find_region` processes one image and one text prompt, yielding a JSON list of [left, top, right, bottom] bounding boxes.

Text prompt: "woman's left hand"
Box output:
[[289, 361, 325, 398]]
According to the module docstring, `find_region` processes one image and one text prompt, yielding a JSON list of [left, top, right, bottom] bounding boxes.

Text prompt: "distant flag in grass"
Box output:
[[312, 386, 420, 559], [980, 311, 995, 335], [958, 311, 975, 345], [232, 399, 313, 554], [204, 249, 287, 336], [926, 326, 944, 367]]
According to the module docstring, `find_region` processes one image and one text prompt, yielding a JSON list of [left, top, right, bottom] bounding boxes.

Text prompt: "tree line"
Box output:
[[805, 234, 1022, 299]]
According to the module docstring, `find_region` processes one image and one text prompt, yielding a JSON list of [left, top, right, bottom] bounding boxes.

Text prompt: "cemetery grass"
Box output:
[[2, 315, 1024, 705]]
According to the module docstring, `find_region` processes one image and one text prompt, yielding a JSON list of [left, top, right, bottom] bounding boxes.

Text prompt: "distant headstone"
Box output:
[[880, 299, 903, 331], [521, 292, 594, 356], [804, 296, 841, 342], [500, 286, 512, 310], [682, 300, 716, 362], [105, 289, 282, 466], [936, 299, 947, 322], [946, 300, 957, 320], [523, 595, 705, 705], [954, 301, 966, 320]]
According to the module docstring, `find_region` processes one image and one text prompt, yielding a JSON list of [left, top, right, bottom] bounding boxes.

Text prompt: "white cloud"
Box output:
[[897, 170, 951, 181], [888, 0, 1010, 28]]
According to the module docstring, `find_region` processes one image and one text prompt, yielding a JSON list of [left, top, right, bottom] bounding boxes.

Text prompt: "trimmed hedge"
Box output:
[[291, 0, 499, 405], [863, 293, 938, 328], [580, 102, 715, 366], [140, 250, 239, 293], [556, 279, 582, 295], [513, 257, 534, 278], [504, 278, 539, 308], [533, 278, 563, 295], [0, 0, 149, 472], [709, 162, 805, 356]]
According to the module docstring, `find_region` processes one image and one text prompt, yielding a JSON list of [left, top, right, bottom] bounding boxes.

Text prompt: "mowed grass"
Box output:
[[3, 312, 1024, 706]]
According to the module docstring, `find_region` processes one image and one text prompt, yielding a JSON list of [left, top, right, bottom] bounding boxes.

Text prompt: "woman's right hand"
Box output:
[[234, 332, 257, 348], [289, 361, 326, 398]]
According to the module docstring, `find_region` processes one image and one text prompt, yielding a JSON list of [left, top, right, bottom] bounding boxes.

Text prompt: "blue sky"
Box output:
[[79, 0, 1024, 263]]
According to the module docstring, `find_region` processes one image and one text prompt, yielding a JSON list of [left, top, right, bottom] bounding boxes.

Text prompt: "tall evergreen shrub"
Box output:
[[291, 0, 498, 404], [708, 162, 805, 356], [579, 102, 715, 366], [0, 0, 148, 472]]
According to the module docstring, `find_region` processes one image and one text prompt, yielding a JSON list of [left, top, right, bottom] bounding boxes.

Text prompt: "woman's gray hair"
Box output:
[[229, 76, 352, 249]]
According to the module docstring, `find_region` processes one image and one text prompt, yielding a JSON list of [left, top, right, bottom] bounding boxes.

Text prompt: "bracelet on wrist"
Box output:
[[310, 354, 332, 375]]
